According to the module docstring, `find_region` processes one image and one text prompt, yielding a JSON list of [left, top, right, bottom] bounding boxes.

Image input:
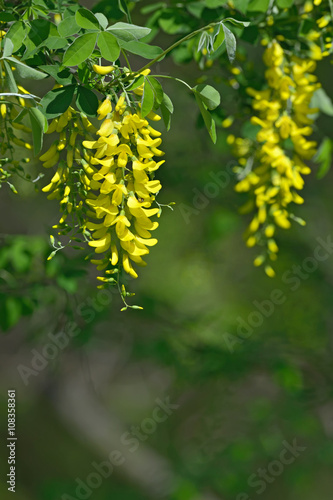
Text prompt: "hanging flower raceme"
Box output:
[[83, 96, 164, 285], [232, 41, 320, 277], [300, 0, 332, 61], [0, 78, 33, 190], [39, 107, 97, 241]]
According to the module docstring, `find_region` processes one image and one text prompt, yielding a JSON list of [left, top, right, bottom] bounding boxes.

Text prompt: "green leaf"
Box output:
[[95, 12, 108, 29], [194, 92, 217, 143], [247, 0, 270, 12], [0, 13, 16, 22], [38, 65, 74, 85], [76, 86, 99, 116], [193, 84, 220, 110], [3, 38, 14, 58], [126, 74, 145, 91], [232, 0, 250, 13], [205, 0, 228, 7], [159, 16, 190, 34], [223, 17, 250, 27], [13, 108, 28, 124], [222, 24, 237, 62], [63, 33, 97, 67], [186, 2, 205, 18], [118, 0, 132, 23], [43, 36, 68, 50], [78, 63, 91, 84], [5, 297, 22, 330], [5, 21, 26, 53], [27, 19, 58, 46], [148, 76, 164, 106], [75, 8, 100, 31], [160, 92, 173, 131], [97, 31, 120, 61], [315, 138, 333, 179], [311, 87, 333, 117], [141, 2, 166, 14], [3, 61, 18, 93], [276, 0, 294, 7], [119, 40, 163, 59], [107, 22, 151, 42], [213, 25, 225, 51], [92, 0, 124, 20], [58, 15, 80, 37], [5, 57, 47, 80], [141, 79, 155, 118], [29, 107, 47, 156], [198, 32, 210, 53], [40, 85, 76, 118]]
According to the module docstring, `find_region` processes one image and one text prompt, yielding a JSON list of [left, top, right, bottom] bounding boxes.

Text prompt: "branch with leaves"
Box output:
[[0, 0, 246, 309]]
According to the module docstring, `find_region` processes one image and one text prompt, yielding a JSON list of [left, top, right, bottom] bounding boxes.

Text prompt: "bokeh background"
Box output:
[[1, 1, 333, 499]]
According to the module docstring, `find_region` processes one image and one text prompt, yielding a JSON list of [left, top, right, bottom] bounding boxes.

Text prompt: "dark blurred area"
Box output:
[[1, 1, 333, 499]]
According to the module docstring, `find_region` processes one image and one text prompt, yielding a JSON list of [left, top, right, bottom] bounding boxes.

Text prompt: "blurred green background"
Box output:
[[1, 1, 333, 499]]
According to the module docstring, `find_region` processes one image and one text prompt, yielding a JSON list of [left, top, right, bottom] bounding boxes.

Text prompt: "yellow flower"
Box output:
[[303, 1, 313, 13], [265, 265, 275, 278], [232, 41, 318, 276], [275, 115, 293, 139], [92, 64, 115, 76], [86, 102, 164, 282], [263, 41, 284, 67], [0, 104, 6, 118], [222, 116, 234, 128], [41, 108, 96, 237], [97, 98, 112, 120], [309, 44, 323, 61], [115, 94, 126, 115], [317, 16, 330, 29]]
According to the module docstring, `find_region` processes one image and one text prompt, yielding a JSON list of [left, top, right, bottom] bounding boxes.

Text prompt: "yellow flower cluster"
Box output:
[[40, 107, 97, 235], [0, 81, 33, 188], [301, 0, 332, 61], [232, 41, 320, 277], [83, 96, 164, 283]]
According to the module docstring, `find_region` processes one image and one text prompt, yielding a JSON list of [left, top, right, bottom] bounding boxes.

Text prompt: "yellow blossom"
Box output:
[[232, 41, 318, 276], [86, 99, 164, 282]]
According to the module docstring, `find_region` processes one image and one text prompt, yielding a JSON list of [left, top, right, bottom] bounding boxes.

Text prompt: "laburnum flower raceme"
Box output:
[[39, 94, 165, 301], [0, 76, 32, 190], [301, 0, 333, 61], [40, 105, 96, 241], [84, 96, 164, 285], [230, 41, 320, 278]]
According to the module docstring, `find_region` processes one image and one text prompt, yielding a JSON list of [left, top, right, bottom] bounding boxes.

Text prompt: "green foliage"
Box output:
[[315, 137, 333, 179], [97, 31, 120, 61], [2, 2, 333, 500], [40, 85, 76, 118], [141, 78, 155, 117], [0, 0, 243, 165], [63, 33, 98, 66], [28, 107, 48, 155]]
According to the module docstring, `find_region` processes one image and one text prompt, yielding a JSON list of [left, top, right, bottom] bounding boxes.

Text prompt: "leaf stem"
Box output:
[[121, 49, 132, 71], [122, 20, 222, 83], [152, 74, 192, 91]]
